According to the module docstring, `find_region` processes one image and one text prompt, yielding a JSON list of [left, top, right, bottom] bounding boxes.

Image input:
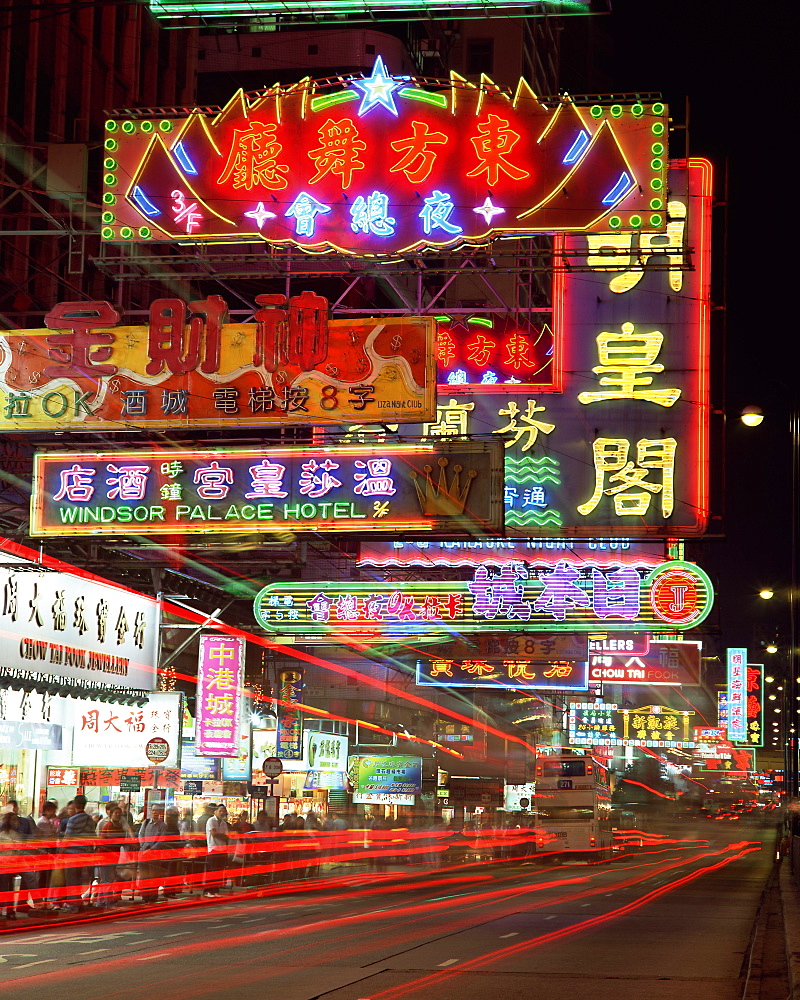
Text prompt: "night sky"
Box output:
[[589, 2, 795, 662]]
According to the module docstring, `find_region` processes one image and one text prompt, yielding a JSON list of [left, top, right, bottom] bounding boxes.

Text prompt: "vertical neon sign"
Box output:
[[726, 647, 747, 742], [196, 635, 244, 757]]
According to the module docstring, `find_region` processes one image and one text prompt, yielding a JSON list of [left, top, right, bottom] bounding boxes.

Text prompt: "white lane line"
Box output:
[[437, 959, 459, 967], [499, 932, 519, 938], [164, 932, 192, 938], [137, 953, 172, 961], [580, 903, 591, 907], [78, 949, 109, 955], [544, 915, 556, 920], [15, 961, 56, 969]]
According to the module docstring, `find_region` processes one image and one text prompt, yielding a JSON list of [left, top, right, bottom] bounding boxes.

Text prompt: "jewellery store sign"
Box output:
[[0, 564, 158, 690]]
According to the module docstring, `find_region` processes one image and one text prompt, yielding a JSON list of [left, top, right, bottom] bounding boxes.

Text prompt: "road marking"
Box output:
[[499, 932, 519, 938], [78, 949, 109, 955], [437, 959, 459, 967], [0, 955, 37, 964], [137, 953, 172, 961], [580, 903, 591, 907], [164, 932, 191, 938], [15, 960, 56, 970], [544, 915, 556, 920]]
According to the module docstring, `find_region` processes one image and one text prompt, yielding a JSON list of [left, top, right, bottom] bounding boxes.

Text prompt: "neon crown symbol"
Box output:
[[411, 457, 478, 517]]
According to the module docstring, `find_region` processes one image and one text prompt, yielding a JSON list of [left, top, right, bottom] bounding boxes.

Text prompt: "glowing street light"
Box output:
[[740, 405, 765, 427], [760, 587, 775, 600]]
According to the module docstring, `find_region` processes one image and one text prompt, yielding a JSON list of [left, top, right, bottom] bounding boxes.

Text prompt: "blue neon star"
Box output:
[[349, 56, 409, 118]]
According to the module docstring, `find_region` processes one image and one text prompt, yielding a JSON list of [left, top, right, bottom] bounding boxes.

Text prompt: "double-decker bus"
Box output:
[[533, 753, 613, 861]]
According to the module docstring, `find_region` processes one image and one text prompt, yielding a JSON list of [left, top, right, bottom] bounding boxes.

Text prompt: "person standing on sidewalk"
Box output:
[[97, 806, 128, 908], [204, 805, 230, 897], [138, 803, 167, 903], [59, 795, 97, 913]]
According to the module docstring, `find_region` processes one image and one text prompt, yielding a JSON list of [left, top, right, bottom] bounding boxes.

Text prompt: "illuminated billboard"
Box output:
[[726, 647, 747, 742], [30, 442, 503, 537], [569, 703, 696, 749], [416, 656, 588, 691], [386, 160, 712, 536], [588, 640, 701, 686], [103, 58, 666, 252], [252, 560, 714, 641], [149, 1, 593, 24], [358, 538, 669, 570], [0, 295, 435, 431]]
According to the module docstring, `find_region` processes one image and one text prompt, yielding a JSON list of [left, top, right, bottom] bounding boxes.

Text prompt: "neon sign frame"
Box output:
[[103, 58, 667, 253], [252, 560, 714, 641]]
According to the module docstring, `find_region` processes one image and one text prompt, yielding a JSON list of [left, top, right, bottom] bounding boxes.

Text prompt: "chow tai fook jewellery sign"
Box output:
[[73, 692, 181, 767], [0, 295, 435, 432], [103, 58, 666, 252], [253, 560, 714, 642], [416, 657, 589, 692], [29, 442, 503, 538], [0, 563, 159, 690], [588, 640, 702, 686], [569, 704, 696, 749], [195, 635, 244, 757], [400, 160, 712, 537]]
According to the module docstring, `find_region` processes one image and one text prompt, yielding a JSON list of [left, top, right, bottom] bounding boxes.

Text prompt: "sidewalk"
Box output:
[[781, 860, 800, 999]]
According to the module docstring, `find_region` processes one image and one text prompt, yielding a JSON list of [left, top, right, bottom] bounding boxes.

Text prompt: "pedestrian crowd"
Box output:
[[2, 799, 534, 920]]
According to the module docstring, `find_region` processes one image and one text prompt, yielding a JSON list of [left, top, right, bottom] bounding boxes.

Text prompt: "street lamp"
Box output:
[[742, 401, 799, 800]]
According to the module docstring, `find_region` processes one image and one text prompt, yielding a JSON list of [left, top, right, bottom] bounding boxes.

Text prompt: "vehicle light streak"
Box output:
[[620, 778, 677, 799], [357, 841, 762, 1000]]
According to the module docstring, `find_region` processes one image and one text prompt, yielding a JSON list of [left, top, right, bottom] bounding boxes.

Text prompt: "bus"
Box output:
[[533, 753, 613, 861]]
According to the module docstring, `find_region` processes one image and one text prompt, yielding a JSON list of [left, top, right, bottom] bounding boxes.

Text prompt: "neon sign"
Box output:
[[433, 314, 556, 393], [196, 635, 244, 757], [149, 1, 592, 24], [0, 295, 436, 431], [357, 538, 669, 570], [103, 59, 667, 252], [588, 641, 701, 686], [399, 159, 712, 537], [569, 703, 696, 749], [738, 663, 764, 748], [726, 647, 747, 741], [416, 657, 588, 691], [252, 560, 714, 640], [30, 442, 504, 538]]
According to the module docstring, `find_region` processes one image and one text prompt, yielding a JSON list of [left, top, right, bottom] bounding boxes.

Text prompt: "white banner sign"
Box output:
[[1, 565, 159, 690], [278, 731, 349, 772], [71, 692, 181, 767]]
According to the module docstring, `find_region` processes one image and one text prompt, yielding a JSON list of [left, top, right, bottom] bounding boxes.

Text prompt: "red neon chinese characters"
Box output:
[[44, 301, 120, 383], [504, 332, 536, 370], [467, 114, 530, 186], [309, 118, 366, 190], [146, 296, 227, 376], [252, 291, 329, 372], [466, 334, 496, 367], [217, 121, 289, 191], [390, 121, 448, 184]]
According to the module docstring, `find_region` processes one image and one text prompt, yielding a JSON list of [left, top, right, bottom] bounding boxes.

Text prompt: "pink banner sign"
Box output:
[[196, 635, 244, 757]]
